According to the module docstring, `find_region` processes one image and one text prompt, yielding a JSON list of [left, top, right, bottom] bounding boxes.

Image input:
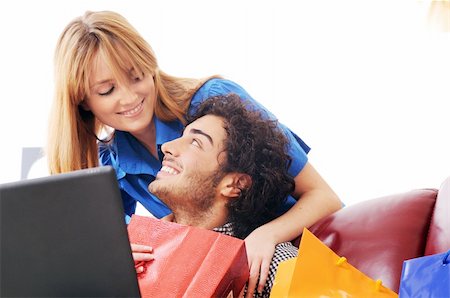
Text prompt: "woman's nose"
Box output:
[[118, 85, 138, 105]]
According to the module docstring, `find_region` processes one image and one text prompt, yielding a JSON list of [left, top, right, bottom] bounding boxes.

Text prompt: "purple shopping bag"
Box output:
[[399, 249, 450, 297]]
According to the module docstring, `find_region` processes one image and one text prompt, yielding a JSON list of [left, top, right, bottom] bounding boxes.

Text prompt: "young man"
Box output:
[[133, 94, 298, 297]]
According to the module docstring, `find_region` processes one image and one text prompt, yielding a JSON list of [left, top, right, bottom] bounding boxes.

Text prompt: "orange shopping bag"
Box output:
[[127, 215, 249, 298], [271, 228, 398, 298]]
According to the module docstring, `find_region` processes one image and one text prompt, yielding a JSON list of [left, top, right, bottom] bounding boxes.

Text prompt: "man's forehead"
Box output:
[[186, 115, 226, 143]]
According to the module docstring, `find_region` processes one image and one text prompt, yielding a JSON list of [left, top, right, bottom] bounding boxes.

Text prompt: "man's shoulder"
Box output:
[[212, 223, 235, 237]]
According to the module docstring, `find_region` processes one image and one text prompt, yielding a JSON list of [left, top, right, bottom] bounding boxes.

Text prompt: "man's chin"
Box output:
[[148, 180, 162, 195], [149, 181, 173, 200]]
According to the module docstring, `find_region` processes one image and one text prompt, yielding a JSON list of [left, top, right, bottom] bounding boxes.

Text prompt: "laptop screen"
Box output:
[[0, 166, 140, 297]]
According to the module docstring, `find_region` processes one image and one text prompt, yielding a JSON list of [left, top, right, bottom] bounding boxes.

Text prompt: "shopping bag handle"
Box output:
[[336, 257, 347, 266], [335, 256, 385, 292], [375, 279, 383, 291], [443, 250, 450, 265]]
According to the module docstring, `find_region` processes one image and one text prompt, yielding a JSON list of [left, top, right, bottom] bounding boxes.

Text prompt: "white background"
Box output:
[[0, 1, 449, 206]]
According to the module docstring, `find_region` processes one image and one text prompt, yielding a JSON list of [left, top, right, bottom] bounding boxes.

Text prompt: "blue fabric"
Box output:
[[99, 78, 310, 218], [125, 214, 131, 225], [399, 249, 450, 298]]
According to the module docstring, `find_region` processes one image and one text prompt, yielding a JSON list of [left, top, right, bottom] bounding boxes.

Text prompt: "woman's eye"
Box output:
[[98, 86, 114, 96], [131, 72, 144, 82]]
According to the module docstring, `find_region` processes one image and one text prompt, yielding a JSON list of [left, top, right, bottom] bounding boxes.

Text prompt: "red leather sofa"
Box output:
[[305, 176, 450, 293]]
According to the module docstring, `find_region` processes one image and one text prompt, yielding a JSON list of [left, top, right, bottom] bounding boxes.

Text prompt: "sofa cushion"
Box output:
[[308, 189, 437, 293]]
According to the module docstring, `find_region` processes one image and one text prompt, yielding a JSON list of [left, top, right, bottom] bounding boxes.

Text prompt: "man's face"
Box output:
[[149, 115, 227, 216]]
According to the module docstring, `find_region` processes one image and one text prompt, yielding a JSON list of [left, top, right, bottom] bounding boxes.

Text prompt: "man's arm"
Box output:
[[130, 243, 154, 273]]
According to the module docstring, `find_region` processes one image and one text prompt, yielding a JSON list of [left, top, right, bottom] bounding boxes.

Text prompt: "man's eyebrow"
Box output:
[[189, 128, 214, 146]]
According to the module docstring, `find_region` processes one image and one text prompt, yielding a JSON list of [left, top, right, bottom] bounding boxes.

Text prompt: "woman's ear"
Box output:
[[219, 173, 252, 198]]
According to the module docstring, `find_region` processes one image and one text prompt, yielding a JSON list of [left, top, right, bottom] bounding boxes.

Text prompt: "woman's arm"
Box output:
[[267, 162, 341, 241], [244, 162, 341, 297]]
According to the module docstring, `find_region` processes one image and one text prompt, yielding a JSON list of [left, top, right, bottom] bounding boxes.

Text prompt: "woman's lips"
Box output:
[[119, 99, 144, 116]]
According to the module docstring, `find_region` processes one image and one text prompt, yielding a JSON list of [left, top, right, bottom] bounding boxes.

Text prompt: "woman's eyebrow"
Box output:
[[90, 79, 113, 89], [189, 128, 214, 146]]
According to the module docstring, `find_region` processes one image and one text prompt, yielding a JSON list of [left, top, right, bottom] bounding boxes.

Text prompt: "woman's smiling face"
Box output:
[[83, 50, 157, 135]]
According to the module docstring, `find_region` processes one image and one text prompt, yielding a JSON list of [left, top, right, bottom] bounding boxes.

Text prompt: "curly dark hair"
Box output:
[[187, 93, 295, 239]]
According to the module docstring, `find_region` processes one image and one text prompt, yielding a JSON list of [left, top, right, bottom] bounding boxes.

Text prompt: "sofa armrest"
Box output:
[[425, 176, 450, 255], [308, 189, 438, 293]]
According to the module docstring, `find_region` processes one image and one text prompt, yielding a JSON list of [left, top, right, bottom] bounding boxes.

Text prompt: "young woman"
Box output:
[[47, 10, 342, 296]]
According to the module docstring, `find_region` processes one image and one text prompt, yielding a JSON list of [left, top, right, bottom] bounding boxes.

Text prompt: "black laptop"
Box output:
[[0, 166, 140, 297]]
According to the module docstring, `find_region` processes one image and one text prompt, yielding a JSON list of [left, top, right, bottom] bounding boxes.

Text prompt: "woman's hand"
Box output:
[[130, 243, 154, 273], [244, 226, 277, 297]]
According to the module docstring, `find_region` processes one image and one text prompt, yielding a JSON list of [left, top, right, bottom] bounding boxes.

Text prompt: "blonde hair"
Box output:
[[47, 11, 217, 174]]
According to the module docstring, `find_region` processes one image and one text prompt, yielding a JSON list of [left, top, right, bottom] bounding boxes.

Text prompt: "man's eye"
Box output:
[[98, 86, 114, 96], [191, 139, 201, 147]]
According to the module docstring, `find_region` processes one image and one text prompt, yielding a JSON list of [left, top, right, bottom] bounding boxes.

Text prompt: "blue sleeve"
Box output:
[[98, 142, 126, 179], [190, 78, 310, 177], [98, 143, 136, 215]]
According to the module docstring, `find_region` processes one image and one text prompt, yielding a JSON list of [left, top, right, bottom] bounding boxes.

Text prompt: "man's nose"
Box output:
[[161, 139, 179, 157]]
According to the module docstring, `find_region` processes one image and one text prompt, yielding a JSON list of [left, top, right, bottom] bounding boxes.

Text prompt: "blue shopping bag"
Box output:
[[399, 249, 450, 297]]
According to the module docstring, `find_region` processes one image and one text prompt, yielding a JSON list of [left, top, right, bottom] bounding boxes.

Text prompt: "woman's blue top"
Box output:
[[99, 78, 310, 218]]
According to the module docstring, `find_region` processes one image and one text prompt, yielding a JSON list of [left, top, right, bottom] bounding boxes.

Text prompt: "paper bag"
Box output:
[[127, 215, 249, 298], [399, 249, 450, 298], [271, 228, 398, 297]]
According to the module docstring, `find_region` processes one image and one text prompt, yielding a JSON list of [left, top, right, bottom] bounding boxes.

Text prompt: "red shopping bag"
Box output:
[[127, 215, 249, 298]]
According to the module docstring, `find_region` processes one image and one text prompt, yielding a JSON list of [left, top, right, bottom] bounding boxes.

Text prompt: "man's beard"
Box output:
[[149, 169, 224, 221]]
